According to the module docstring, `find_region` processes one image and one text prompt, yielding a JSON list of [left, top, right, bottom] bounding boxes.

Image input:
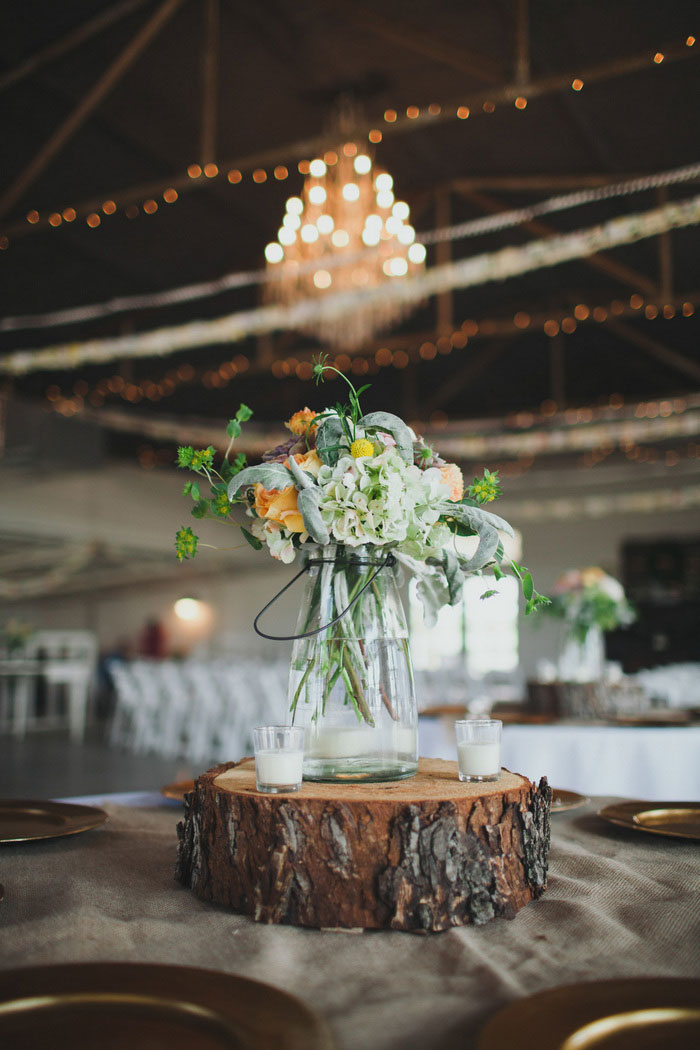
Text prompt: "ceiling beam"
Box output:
[[333, 1, 504, 85], [657, 187, 674, 301], [514, 0, 530, 86], [458, 187, 659, 296], [0, 0, 184, 221], [0, 0, 150, 94], [606, 320, 700, 383], [423, 341, 513, 414], [200, 0, 220, 166]]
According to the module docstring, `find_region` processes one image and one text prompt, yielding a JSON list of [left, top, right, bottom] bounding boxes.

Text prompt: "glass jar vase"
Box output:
[[289, 545, 418, 782]]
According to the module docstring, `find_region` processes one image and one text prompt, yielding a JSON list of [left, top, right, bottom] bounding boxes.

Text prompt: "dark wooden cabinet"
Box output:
[[606, 538, 700, 672]]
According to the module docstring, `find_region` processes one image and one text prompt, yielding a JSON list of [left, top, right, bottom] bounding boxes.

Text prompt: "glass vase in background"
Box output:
[[289, 545, 418, 782], [558, 624, 605, 682]]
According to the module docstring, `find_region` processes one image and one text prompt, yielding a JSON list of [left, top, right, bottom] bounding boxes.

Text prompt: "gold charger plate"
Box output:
[[0, 799, 108, 844], [162, 779, 195, 802], [598, 800, 700, 842], [477, 978, 700, 1050], [0, 963, 334, 1050], [551, 789, 588, 812]]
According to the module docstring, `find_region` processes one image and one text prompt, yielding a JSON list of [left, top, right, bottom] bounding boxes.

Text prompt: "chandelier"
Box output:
[[264, 139, 426, 350]]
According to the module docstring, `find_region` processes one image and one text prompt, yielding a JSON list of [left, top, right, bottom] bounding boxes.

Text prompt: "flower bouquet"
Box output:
[[175, 356, 546, 780], [545, 567, 636, 681]]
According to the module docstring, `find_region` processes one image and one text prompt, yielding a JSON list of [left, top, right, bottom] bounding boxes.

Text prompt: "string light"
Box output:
[[3, 33, 695, 249], [42, 290, 697, 419]]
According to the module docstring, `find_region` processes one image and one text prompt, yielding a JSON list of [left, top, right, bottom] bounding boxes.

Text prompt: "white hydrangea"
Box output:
[[317, 448, 451, 558], [248, 516, 299, 563]]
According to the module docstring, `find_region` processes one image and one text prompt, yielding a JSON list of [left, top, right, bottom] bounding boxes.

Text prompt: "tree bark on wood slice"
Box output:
[[176, 757, 551, 933]]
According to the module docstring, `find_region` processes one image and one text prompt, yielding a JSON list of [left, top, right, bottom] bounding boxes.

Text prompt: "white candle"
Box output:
[[255, 749, 304, 787], [307, 727, 376, 758], [457, 741, 500, 778], [386, 724, 417, 755]]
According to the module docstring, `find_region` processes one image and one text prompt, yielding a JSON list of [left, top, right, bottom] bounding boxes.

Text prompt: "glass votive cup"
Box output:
[[455, 719, 502, 783], [253, 725, 305, 794]]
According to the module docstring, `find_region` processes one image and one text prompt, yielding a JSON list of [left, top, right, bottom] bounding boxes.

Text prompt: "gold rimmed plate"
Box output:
[[551, 789, 588, 813], [598, 800, 700, 841], [0, 799, 108, 844], [477, 978, 700, 1050], [162, 779, 195, 802], [0, 963, 334, 1050]]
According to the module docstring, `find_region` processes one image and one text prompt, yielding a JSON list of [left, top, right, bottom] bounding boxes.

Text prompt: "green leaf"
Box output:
[[286, 454, 313, 490], [177, 446, 194, 468], [226, 419, 241, 440], [236, 403, 253, 422], [359, 411, 414, 464], [227, 463, 293, 500], [191, 500, 209, 519], [522, 572, 534, 601], [241, 527, 263, 550], [315, 415, 348, 466], [437, 501, 511, 572], [182, 481, 192, 496], [480, 589, 498, 600], [190, 481, 201, 501], [440, 548, 464, 606], [298, 487, 331, 544]]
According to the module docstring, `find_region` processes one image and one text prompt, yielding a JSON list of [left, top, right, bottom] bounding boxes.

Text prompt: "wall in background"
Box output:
[[2, 463, 699, 683]]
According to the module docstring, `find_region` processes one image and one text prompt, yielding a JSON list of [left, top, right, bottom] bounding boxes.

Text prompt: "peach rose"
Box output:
[[286, 448, 323, 478], [254, 484, 304, 533], [439, 462, 464, 501], [285, 407, 318, 436], [254, 450, 322, 534]]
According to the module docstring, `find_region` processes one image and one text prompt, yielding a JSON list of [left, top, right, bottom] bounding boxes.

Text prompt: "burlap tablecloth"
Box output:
[[1, 798, 698, 1049]]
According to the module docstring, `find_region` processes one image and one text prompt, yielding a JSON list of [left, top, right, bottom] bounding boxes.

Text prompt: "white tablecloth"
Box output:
[[418, 719, 700, 800]]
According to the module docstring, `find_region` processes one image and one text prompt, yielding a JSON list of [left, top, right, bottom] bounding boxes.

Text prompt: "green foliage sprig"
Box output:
[[174, 404, 254, 561], [510, 560, 551, 616]]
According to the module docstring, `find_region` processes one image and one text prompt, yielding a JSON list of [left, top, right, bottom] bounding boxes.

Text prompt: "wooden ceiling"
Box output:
[[1, 0, 699, 452]]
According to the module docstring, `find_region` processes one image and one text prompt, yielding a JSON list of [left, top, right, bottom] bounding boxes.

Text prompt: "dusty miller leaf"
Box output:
[[359, 411, 414, 464], [227, 463, 293, 500], [298, 487, 330, 545]]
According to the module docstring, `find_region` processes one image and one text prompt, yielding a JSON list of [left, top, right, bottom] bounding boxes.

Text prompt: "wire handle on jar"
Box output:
[[252, 552, 396, 641]]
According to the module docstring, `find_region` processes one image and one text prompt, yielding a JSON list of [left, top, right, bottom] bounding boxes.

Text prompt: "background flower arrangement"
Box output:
[[174, 355, 548, 626], [545, 567, 636, 644]]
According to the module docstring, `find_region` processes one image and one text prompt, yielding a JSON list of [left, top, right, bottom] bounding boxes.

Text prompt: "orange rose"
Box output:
[[285, 407, 318, 436], [439, 463, 464, 502], [286, 448, 323, 478], [254, 484, 305, 533]]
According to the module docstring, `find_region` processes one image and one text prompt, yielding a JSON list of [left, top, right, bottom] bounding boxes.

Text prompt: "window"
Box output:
[[409, 558, 520, 677]]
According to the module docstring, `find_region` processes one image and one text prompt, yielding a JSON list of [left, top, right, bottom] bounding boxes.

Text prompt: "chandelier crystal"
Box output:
[[264, 142, 426, 350]]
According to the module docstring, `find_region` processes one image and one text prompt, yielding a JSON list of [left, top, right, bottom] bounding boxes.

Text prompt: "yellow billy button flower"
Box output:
[[350, 438, 375, 459]]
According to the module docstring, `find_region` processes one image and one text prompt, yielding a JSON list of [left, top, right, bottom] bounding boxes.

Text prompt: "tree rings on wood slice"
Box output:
[[176, 757, 551, 933]]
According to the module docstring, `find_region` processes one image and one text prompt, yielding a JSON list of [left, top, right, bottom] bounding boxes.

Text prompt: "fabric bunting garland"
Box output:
[[1, 193, 699, 376]]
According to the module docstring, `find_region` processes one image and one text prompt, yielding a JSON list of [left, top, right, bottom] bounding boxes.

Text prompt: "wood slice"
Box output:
[[176, 758, 551, 933]]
